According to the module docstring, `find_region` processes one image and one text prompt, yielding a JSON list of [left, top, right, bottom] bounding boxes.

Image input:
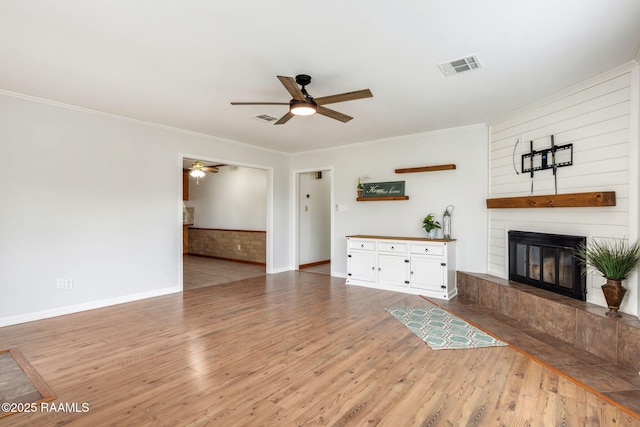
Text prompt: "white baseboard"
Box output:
[[0, 287, 180, 327], [269, 266, 292, 274]]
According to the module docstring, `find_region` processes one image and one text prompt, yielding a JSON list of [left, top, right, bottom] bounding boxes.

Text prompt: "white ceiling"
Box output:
[[1, 1, 639, 154]]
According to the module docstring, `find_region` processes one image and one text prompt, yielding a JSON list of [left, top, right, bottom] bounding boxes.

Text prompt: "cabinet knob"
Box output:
[[425, 248, 429, 252], [372, 267, 375, 270], [391, 246, 394, 250], [361, 244, 364, 248]]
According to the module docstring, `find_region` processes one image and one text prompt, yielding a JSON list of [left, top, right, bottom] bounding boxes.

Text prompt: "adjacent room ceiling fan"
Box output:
[[188, 161, 223, 177], [186, 160, 225, 185], [230, 74, 373, 125]]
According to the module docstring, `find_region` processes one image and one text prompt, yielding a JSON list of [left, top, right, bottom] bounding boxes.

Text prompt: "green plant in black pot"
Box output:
[[422, 213, 441, 238], [574, 238, 640, 317]]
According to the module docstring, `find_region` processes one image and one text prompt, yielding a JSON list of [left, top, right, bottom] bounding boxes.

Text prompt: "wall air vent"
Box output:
[[437, 55, 481, 77], [252, 114, 279, 123]]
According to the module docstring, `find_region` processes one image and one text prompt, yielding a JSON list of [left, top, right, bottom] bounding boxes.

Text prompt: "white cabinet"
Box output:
[[378, 254, 410, 287], [346, 238, 376, 282], [410, 254, 445, 292], [376, 240, 409, 287], [346, 235, 456, 300], [348, 250, 377, 282]]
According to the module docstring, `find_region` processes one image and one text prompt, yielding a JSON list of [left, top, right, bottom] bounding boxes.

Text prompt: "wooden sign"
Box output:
[[362, 181, 405, 198]]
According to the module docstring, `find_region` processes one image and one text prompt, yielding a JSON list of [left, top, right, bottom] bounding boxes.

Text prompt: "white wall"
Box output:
[[0, 92, 291, 326], [291, 125, 489, 276], [298, 170, 331, 265], [487, 62, 639, 315], [186, 166, 267, 230]]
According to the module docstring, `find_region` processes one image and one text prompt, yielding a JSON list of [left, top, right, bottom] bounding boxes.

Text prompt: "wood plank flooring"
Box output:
[[1, 271, 638, 426], [183, 255, 265, 290]]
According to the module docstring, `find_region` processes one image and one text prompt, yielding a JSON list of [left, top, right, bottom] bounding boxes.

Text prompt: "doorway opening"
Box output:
[[181, 155, 271, 290], [294, 168, 333, 276]]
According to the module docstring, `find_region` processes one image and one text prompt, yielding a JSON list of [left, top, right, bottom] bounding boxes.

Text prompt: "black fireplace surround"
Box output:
[[508, 231, 586, 301]]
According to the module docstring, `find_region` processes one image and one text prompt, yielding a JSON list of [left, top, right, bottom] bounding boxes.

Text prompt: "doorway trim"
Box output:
[[292, 166, 334, 274]]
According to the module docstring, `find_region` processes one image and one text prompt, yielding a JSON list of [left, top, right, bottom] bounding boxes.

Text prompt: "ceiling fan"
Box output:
[[231, 74, 373, 125], [187, 160, 224, 178]]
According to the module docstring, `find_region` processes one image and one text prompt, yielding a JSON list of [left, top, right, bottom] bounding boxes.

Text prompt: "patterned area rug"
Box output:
[[386, 306, 508, 350]]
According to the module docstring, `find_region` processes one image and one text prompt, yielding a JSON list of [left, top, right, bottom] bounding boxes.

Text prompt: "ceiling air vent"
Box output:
[[252, 114, 279, 123], [437, 55, 481, 77]]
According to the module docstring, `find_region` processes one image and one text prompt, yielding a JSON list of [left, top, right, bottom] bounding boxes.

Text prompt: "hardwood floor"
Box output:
[[1, 272, 638, 426], [183, 255, 265, 290], [299, 261, 331, 276]]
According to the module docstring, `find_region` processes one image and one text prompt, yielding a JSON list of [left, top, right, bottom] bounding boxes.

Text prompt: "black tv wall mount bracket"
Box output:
[[521, 139, 573, 174], [521, 135, 573, 194]]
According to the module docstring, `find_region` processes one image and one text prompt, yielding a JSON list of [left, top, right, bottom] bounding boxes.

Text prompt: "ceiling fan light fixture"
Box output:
[[189, 161, 206, 178], [290, 99, 317, 116]]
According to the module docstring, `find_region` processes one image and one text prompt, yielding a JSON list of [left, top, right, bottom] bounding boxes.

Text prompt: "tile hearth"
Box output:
[[431, 272, 640, 416]]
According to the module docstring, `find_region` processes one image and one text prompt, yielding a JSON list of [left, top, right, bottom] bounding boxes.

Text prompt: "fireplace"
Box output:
[[508, 231, 586, 301]]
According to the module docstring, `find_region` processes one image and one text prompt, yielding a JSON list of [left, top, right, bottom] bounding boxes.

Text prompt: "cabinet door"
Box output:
[[410, 256, 445, 292], [378, 254, 410, 287], [348, 251, 376, 282]]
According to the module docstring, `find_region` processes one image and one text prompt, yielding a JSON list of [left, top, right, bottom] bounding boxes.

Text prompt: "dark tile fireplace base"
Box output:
[[456, 271, 640, 371]]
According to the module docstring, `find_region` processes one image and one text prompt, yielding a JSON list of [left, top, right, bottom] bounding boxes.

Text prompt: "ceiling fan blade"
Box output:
[[203, 163, 225, 171], [277, 76, 306, 101], [316, 106, 353, 123], [275, 111, 295, 125], [314, 89, 373, 106], [230, 102, 289, 105]]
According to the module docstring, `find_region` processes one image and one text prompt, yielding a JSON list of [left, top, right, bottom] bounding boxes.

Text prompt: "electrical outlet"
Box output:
[[64, 278, 73, 289], [56, 278, 65, 289]]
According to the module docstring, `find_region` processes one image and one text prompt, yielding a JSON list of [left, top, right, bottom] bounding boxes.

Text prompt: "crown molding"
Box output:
[[0, 89, 288, 156]]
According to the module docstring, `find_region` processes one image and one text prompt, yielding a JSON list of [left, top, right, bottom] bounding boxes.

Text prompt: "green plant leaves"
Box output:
[[422, 213, 441, 232], [574, 239, 640, 280]]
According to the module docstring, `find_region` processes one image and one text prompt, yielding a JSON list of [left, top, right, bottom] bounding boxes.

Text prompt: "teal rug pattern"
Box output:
[[385, 306, 508, 350]]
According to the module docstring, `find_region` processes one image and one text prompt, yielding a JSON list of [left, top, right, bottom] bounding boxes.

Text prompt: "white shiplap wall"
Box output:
[[487, 62, 639, 315]]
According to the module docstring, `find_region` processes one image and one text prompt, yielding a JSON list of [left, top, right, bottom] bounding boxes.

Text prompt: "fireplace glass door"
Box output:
[[509, 231, 586, 301]]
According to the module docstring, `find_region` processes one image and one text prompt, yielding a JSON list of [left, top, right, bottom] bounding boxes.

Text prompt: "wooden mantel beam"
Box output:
[[486, 191, 616, 208]]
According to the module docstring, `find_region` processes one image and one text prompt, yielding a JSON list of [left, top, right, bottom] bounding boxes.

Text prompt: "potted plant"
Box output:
[[574, 238, 640, 317], [357, 176, 368, 198], [422, 213, 441, 239]]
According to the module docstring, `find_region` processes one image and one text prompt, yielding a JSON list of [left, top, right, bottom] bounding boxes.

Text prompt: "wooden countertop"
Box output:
[[346, 235, 456, 242]]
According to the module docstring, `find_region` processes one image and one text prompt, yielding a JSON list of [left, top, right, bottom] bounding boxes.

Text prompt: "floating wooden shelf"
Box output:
[[395, 164, 456, 174], [357, 196, 409, 201], [486, 191, 616, 208]]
